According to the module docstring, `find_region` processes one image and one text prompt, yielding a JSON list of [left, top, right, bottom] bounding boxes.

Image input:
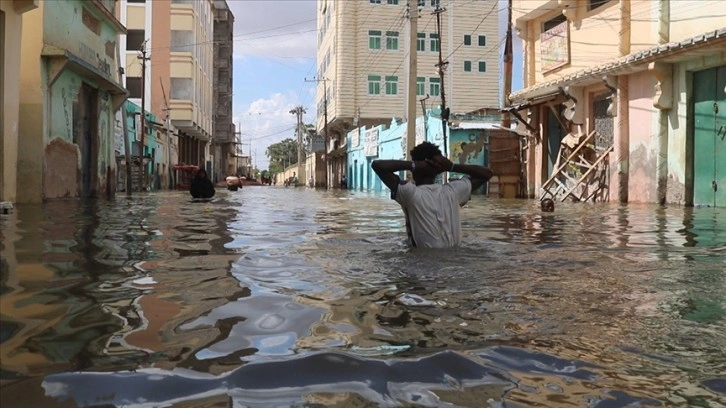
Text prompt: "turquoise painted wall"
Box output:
[[48, 69, 115, 181], [43, 0, 118, 82], [125, 101, 158, 177], [346, 113, 493, 194]]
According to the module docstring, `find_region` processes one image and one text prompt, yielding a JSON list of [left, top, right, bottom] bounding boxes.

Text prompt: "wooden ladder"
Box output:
[[540, 130, 612, 202]]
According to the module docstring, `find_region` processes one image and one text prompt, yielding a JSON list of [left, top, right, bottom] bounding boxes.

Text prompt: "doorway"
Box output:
[[546, 106, 565, 176], [74, 83, 99, 197], [692, 66, 726, 207]]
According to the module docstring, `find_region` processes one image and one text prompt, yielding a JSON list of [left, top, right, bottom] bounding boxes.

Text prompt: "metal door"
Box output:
[[693, 66, 726, 207]]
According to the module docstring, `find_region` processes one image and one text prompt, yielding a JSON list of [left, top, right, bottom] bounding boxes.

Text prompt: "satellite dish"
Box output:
[[431, 107, 442, 116]]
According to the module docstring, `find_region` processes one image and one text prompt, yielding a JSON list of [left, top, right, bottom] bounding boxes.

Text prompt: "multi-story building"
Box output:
[[1, 0, 39, 203], [510, 0, 726, 207], [316, 0, 501, 187], [119, 0, 215, 180], [16, 0, 127, 202], [212, 0, 234, 181]]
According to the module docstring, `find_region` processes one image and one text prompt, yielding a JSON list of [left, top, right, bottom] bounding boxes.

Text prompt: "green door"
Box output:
[[693, 66, 726, 207]]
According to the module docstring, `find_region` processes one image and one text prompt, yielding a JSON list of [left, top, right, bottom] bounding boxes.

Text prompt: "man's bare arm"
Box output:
[[428, 155, 492, 191], [371, 160, 413, 191], [451, 163, 493, 191]]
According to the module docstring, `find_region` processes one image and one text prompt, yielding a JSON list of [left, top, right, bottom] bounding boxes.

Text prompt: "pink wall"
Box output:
[[627, 71, 657, 203]]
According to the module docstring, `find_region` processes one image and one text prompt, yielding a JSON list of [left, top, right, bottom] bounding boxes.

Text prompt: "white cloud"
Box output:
[[228, 0, 317, 61], [234, 93, 315, 170]]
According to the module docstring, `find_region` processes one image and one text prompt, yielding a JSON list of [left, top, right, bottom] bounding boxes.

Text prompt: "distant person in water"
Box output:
[[541, 198, 555, 212], [190, 169, 215, 199], [372, 141, 493, 248]]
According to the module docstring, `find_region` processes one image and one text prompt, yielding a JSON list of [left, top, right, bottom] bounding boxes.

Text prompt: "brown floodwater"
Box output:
[[1, 187, 724, 407]]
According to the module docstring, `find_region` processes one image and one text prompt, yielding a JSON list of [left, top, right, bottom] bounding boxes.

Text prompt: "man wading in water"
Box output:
[[372, 141, 492, 248]]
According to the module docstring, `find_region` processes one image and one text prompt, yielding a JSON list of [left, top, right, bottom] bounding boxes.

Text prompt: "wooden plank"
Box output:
[[541, 131, 597, 190], [558, 146, 614, 202]]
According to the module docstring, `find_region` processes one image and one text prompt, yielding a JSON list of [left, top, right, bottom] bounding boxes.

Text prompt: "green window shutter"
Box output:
[[368, 75, 381, 95], [430, 33, 439, 52], [416, 77, 425, 96], [386, 31, 399, 50], [464, 61, 471, 72], [478, 35, 486, 46], [478, 61, 486, 72], [429, 77, 440, 96], [369, 31, 381, 49], [464, 35, 471, 46], [385, 76, 398, 95]]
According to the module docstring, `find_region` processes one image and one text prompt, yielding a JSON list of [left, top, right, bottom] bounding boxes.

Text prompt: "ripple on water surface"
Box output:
[[0, 188, 724, 407]]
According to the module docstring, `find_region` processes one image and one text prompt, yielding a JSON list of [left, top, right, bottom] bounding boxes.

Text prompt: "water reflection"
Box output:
[[1, 188, 725, 407]]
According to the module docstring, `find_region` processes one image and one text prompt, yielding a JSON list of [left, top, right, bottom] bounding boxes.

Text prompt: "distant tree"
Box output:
[[268, 162, 283, 174], [265, 138, 298, 170]]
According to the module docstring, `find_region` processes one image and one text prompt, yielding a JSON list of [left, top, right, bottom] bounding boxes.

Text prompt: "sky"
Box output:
[[227, 0, 522, 170]]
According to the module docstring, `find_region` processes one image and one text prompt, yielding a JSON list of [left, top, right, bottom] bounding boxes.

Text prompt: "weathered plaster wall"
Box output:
[[627, 71, 657, 203], [45, 71, 79, 198], [44, 138, 79, 198], [1, 2, 25, 202], [17, 2, 45, 203], [43, 0, 117, 80]]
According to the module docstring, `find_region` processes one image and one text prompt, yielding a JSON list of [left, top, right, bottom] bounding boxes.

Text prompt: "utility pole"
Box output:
[[234, 123, 241, 176], [502, 0, 513, 128], [290, 106, 306, 183], [305, 77, 329, 188], [138, 40, 150, 191], [433, 6, 450, 160], [406, 0, 418, 160]]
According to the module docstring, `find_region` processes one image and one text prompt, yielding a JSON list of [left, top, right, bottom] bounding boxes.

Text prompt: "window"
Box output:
[[418, 0, 425, 6], [368, 75, 381, 95], [386, 31, 399, 50], [171, 78, 193, 100], [387, 0, 399, 4], [369, 0, 381, 3], [128, 0, 146, 3], [464, 61, 472, 72], [385, 76, 398, 95], [588, 0, 611, 11], [126, 29, 145, 50], [126, 77, 142, 98], [431, 0, 440, 7], [170, 30, 194, 52], [478, 35, 486, 46], [429, 77, 440, 96], [416, 77, 425, 96], [478, 61, 486, 72], [417, 33, 425, 52], [430, 33, 439, 52], [369, 30, 381, 49], [463, 35, 471, 46], [543, 14, 567, 32]]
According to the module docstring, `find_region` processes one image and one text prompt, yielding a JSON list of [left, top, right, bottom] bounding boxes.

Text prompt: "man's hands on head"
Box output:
[[424, 155, 454, 174]]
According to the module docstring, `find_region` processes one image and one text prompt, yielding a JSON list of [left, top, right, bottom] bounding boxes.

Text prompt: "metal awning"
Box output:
[[510, 28, 726, 103], [42, 46, 128, 110]]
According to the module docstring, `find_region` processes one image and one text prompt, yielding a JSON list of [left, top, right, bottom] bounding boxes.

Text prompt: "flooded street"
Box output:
[[1, 187, 725, 407]]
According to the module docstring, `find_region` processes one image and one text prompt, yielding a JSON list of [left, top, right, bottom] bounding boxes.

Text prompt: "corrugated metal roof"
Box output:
[[510, 29, 726, 102]]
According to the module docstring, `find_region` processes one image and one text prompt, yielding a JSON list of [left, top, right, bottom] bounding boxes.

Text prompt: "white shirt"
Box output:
[[393, 178, 472, 248]]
